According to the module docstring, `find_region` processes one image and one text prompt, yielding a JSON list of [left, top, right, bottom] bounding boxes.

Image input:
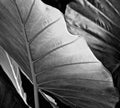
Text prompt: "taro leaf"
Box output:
[[65, 0, 120, 90], [0, 0, 119, 108], [0, 46, 27, 104], [0, 64, 29, 108]]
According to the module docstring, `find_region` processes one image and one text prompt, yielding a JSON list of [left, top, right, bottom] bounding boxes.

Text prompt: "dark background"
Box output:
[[42, 0, 73, 13], [0, 66, 70, 108]]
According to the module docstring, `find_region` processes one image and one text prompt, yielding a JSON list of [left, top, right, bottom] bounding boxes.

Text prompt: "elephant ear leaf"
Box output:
[[0, 0, 119, 108], [65, 0, 120, 90]]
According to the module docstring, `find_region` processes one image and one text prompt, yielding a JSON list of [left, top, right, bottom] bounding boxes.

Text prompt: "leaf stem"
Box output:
[[24, 27, 40, 108], [12, 1, 40, 107], [24, 28, 40, 108]]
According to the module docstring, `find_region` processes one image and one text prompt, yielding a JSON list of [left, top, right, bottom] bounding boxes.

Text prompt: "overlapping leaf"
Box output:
[[0, 46, 27, 104], [0, 64, 28, 108], [39, 90, 58, 108], [65, 0, 120, 90], [0, 0, 119, 108]]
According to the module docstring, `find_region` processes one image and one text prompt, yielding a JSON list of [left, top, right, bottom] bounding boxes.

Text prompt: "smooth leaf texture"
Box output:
[[0, 46, 27, 104], [0, 0, 119, 108], [65, 0, 120, 90]]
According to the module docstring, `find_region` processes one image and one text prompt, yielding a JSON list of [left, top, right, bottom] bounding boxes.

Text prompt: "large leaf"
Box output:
[[65, 0, 120, 90], [0, 65, 29, 108], [0, 0, 119, 107]]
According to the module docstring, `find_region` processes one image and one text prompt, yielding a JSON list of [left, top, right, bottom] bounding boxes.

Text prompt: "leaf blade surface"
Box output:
[[0, 0, 119, 107]]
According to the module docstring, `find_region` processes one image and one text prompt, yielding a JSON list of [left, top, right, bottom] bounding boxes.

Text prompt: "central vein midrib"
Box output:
[[13, 1, 40, 108], [13, 0, 35, 86]]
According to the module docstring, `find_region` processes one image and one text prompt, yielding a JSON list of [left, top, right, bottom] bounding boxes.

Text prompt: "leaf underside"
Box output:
[[0, 0, 119, 108]]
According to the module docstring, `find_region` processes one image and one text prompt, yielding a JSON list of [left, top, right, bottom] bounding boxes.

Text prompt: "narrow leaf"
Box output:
[[0, 64, 28, 108], [0, 46, 27, 104], [40, 90, 59, 108]]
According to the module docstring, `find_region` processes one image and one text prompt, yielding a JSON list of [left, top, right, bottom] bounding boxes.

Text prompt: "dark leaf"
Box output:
[[65, 0, 120, 90]]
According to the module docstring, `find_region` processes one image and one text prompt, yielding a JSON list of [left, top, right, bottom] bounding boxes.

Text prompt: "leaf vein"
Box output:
[[38, 78, 112, 87], [33, 37, 79, 63], [24, 0, 36, 24], [35, 61, 99, 76], [29, 17, 61, 44], [87, 0, 120, 29]]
